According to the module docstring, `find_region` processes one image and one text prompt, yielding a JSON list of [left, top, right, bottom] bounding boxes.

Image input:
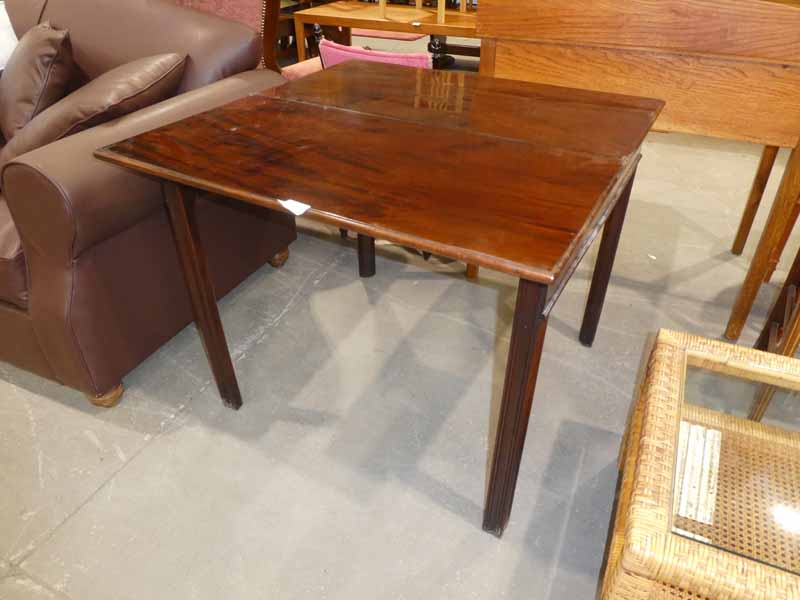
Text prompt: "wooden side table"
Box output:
[[601, 330, 800, 600]]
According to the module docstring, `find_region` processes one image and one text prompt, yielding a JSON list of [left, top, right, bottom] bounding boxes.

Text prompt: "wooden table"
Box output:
[[476, 0, 800, 342], [292, 0, 477, 61], [96, 61, 661, 536]]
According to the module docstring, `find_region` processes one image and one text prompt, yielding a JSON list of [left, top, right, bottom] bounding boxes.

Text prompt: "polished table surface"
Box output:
[[96, 61, 661, 535], [97, 62, 660, 286]]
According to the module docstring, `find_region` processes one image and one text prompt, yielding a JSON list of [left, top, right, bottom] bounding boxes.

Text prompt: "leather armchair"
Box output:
[[0, 0, 296, 406]]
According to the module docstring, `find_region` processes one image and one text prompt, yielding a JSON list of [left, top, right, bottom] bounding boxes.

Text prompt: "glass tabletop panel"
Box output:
[[672, 365, 800, 576]]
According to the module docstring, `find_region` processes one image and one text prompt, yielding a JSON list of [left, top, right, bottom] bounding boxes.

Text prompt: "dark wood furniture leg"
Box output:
[[483, 279, 548, 536], [756, 244, 800, 351], [727, 144, 800, 340], [750, 248, 800, 419], [163, 183, 242, 410], [357, 233, 376, 277], [579, 169, 636, 347], [732, 146, 779, 255]]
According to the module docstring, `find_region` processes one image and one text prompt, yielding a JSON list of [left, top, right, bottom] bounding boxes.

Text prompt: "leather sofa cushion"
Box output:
[[0, 22, 75, 141], [0, 53, 187, 167], [0, 194, 26, 309]]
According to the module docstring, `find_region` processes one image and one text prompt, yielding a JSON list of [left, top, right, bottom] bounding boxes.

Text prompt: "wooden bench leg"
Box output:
[[756, 244, 800, 351], [726, 144, 800, 341], [751, 245, 800, 420], [732, 146, 779, 255]]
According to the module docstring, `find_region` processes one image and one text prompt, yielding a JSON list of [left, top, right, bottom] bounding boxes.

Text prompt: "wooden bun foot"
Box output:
[[88, 384, 124, 408], [466, 263, 479, 279], [268, 248, 290, 268]]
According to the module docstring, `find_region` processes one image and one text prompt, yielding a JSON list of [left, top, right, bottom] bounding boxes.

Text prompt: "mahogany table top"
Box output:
[[96, 61, 662, 285]]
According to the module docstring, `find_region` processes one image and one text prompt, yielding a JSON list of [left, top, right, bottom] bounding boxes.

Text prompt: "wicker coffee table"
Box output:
[[601, 330, 800, 600]]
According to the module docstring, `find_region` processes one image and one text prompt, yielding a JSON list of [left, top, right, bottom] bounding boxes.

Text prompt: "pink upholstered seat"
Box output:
[[282, 38, 431, 80], [319, 38, 431, 69]]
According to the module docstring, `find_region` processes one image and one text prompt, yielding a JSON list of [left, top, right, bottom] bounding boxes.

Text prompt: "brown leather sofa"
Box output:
[[0, 0, 296, 406]]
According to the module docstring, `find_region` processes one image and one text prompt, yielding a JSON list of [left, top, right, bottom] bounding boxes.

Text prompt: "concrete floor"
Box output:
[[3, 84, 800, 600]]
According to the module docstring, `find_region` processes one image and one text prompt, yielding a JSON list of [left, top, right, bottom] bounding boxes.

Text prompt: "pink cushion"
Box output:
[[173, 0, 262, 32], [352, 28, 426, 41], [319, 38, 431, 70], [282, 56, 322, 80]]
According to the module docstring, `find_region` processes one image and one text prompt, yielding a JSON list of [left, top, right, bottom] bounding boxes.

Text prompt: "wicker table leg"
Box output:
[[483, 279, 548, 536]]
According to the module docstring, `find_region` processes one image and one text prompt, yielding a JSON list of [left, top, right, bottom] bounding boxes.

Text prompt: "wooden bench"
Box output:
[[476, 0, 800, 339]]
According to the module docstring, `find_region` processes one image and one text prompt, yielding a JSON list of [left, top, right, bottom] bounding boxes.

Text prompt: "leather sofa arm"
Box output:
[[2, 69, 287, 262]]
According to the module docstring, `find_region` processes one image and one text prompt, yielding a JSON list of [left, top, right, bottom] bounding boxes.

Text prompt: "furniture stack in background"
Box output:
[[475, 0, 800, 344]]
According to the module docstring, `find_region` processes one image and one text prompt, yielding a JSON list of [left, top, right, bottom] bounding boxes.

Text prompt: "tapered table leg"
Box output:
[[358, 234, 376, 277], [579, 169, 636, 347], [163, 183, 242, 410], [483, 279, 548, 536], [727, 144, 800, 341]]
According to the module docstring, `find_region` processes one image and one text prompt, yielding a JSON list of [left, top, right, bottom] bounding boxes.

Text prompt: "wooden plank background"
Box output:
[[478, 0, 800, 145]]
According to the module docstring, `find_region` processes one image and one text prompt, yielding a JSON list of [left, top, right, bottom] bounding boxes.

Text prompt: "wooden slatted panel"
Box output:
[[493, 40, 800, 147], [478, 0, 800, 65]]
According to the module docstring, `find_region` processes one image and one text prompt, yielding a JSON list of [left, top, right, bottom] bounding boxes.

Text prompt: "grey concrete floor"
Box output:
[[3, 129, 800, 597]]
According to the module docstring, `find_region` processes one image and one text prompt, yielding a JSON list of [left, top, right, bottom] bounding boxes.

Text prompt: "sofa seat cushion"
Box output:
[[0, 194, 27, 308]]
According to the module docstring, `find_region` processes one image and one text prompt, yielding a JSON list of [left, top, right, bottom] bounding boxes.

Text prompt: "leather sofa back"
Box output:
[[5, 0, 46, 38], [5, 0, 261, 93]]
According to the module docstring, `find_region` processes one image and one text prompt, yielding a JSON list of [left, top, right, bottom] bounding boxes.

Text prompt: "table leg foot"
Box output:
[[483, 279, 548, 536], [163, 183, 242, 410], [579, 169, 635, 348], [358, 234, 376, 278]]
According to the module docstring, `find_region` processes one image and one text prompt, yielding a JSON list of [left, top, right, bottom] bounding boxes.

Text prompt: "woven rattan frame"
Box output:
[[601, 329, 800, 600]]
